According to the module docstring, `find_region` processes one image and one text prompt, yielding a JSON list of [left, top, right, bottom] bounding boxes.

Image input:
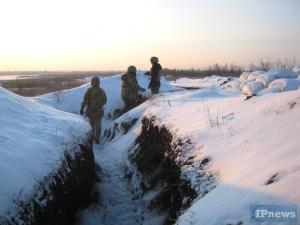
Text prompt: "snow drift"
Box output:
[[0, 87, 95, 225]]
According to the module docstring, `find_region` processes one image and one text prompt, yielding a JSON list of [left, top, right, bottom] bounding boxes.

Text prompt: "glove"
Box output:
[[80, 108, 84, 115]]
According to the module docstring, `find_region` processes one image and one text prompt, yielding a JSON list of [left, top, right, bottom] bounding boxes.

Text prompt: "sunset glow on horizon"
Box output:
[[0, 0, 299, 71]]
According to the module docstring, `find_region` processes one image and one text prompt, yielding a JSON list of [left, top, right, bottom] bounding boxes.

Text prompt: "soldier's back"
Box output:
[[87, 87, 107, 117]]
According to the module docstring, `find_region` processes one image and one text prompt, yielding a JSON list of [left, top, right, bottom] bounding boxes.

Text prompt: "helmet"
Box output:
[[150, 56, 159, 64], [127, 65, 137, 74], [91, 76, 100, 87]]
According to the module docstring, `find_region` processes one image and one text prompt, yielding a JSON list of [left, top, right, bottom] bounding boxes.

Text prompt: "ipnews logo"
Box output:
[[250, 205, 298, 223]]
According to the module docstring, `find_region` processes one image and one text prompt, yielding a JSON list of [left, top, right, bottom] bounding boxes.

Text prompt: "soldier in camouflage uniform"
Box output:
[[80, 76, 107, 144], [148, 56, 162, 94], [121, 66, 145, 112]]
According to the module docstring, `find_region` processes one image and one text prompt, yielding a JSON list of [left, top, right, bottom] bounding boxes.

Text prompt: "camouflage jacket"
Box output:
[[81, 87, 107, 118], [121, 73, 142, 101], [150, 63, 162, 82]]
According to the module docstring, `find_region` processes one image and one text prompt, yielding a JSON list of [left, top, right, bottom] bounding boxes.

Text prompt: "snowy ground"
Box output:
[[0, 87, 89, 219], [76, 70, 300, 225], [145, 89, 300, 225], [1, 68, 300, 225]]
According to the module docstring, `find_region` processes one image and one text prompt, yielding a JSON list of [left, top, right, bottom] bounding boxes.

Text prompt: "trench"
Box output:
[[77, 116, 199, 225], [129, 116, 197, 225], [0, 139, 97, 225], [2, 114, 205, 225]]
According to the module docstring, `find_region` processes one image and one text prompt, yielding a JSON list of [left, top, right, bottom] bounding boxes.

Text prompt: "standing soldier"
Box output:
[[148, 56, 162, 94], [80, 76, 107, 144], [121, 66, 145, 112]]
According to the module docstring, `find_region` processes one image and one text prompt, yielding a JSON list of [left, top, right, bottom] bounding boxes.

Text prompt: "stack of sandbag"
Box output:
[[238, 68, 299, 96], [255, 73, 276, 87], [293, 66, 300, 76], [247, 71, 265, 81], [242, 81, 264, 96], [257, 86, 281, 95], [256, 68, 297, 87], [239, 71, 265, 95], [269, 79, 300, 91], [240, 72, 250, 81]]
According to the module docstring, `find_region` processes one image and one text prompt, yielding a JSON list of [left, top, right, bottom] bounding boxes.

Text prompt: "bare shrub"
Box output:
[[257, 56, 272, 71], [163, 63, 243, 80], [256, 56, 296, 71], [201, 101, 222, 128], [52, 90, 65, 104], [274, 58, 296, 69]]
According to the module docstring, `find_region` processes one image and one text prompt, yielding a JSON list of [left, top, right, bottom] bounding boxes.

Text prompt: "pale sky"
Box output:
[[0, 0, 299, 71]]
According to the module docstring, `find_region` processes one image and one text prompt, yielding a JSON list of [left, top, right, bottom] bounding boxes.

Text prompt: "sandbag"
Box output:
[[271, 68, 298, 79], [247, 71, 265, 81], [240, 72, 250, 81], [231, 80, 241, 89], [239, 80, 251, 91], [256, 73, 277, 87], [242, 81, 264, 96], [293, 66, 300, 76], [258, 86, 281, 95], [269, 79, 300, 91]]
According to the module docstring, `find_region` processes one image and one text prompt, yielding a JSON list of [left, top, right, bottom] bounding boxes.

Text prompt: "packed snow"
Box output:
[[1, 67, 300, 225], [0, 87, 89, 218]]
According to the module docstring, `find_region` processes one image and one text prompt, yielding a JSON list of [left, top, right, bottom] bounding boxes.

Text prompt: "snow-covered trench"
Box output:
[[32, 71, 300, 225], [75, 110, 202, 225], [33, 74, 206, 225]]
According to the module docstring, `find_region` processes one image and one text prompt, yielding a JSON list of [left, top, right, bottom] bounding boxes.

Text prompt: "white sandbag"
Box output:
[[247, 71, 265, 81], [258, 86, 281, 95], [256, 73, 277, 87], [269, 79, 300, 92], [239, 80, 250, 90], [242, 81, 265, 96], [270, 68, 298, 79], [232, 80, 241, 89], [293, 66, 300, 76], [240, 72, 250, 81], [225, 80, 241, 90]]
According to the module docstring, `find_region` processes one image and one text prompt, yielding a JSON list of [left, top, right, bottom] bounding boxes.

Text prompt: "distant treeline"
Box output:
[[163, 58, 297, 79], [163, 63, 243, 79]]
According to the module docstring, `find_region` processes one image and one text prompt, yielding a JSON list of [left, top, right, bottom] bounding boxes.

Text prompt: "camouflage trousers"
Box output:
[[123, 98, 138, 113], [150, 81, 160, 94], [88, 116, 102, 143]]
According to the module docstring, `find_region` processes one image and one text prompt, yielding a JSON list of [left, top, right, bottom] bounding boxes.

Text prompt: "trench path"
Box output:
[[76, 124, 164, 225]]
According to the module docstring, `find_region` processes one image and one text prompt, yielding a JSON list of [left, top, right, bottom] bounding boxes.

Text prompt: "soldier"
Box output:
[[148, 56, 162, 94], [121, 66, 145, 112], [80, 76, 107, 144]]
